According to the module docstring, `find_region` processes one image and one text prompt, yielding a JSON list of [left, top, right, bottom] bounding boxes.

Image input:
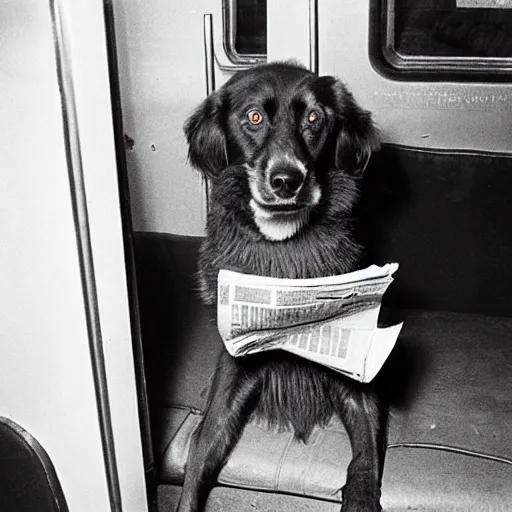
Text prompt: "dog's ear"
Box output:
[[183, 91, 227, 178], [319, 76, 380, 176]]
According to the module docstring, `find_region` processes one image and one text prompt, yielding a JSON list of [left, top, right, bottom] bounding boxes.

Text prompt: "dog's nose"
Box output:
[[270, 169, 304, 199]]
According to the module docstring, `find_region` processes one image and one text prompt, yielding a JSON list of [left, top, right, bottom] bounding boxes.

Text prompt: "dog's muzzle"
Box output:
[[248, 158, 321, 242]]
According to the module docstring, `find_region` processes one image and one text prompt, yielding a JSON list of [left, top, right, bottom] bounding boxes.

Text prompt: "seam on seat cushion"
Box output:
[[275, 433, 294, 492], [299, 428, 323, 496], [161, 409, 203, 483], [382, 446, 512, 510], [161, 405, 195, 455]]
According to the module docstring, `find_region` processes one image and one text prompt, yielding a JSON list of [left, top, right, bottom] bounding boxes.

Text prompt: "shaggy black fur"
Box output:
[[198, 165, 361, 302], [177, 62, 385, 512]]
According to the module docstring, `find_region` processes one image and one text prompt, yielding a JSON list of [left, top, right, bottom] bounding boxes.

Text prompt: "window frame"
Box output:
[[370, 0, 512, 82], [223, 0, 267, 67]]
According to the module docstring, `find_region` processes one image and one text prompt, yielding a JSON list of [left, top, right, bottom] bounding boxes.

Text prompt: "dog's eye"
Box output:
[[247, 109, 263, 126], [307, 109, 319, 124]]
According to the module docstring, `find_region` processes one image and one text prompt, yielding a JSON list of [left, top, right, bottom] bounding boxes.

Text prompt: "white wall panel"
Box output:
[[0, 1, 111, 510], [267, 0, 311, 67]]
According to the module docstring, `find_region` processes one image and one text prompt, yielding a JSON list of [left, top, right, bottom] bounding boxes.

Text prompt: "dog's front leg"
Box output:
[[336, 387, 388, 512], [177, 351, 259, 512]]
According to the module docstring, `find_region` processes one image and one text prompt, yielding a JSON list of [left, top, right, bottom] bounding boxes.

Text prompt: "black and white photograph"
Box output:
[[1, 1, 512, 511]]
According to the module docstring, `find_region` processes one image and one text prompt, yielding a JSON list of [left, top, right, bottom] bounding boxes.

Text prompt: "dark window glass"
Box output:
[[394, 0, 512, 58], [233, 0, 266, 55]]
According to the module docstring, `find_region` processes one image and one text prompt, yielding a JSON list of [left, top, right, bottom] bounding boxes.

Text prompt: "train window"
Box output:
[[224, 0, 267, 64], [374, 0, 512, 80]]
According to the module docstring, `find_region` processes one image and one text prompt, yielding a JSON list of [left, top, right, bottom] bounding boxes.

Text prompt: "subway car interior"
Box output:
[[2, 1, 512, 511]]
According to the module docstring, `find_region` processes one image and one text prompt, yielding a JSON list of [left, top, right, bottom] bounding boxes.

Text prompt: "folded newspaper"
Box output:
[[217, 264, 403, 383]]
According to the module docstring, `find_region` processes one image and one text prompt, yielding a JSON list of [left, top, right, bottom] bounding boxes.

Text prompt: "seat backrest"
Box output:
[[0, 417, 68, 512]]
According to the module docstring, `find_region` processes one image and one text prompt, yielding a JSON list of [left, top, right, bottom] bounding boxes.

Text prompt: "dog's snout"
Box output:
[[270, 168, 304, 199]]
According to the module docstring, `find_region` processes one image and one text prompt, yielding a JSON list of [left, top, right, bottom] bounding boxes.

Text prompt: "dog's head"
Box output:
[[184, 62, 379, 242]]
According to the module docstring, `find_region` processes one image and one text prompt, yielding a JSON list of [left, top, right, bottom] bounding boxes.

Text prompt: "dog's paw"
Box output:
[[341, 475, 382, 512], [341, 497, 382, 512], [176, 496, 199, 512]]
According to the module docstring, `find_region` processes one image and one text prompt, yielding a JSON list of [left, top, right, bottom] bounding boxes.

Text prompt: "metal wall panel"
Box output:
[[0, 1, 148, 509], [319, 0, 512, 153]]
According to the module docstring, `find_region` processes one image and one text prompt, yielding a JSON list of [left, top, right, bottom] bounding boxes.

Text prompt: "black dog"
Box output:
[[178, 62, 384, 512]]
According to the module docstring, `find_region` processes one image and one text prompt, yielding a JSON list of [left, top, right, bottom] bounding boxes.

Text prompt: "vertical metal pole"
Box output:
[[309, 0, 319, 74], [203, 14, 216, 210], [49, 1, 123, 510], [204, 14, 215, 96]]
